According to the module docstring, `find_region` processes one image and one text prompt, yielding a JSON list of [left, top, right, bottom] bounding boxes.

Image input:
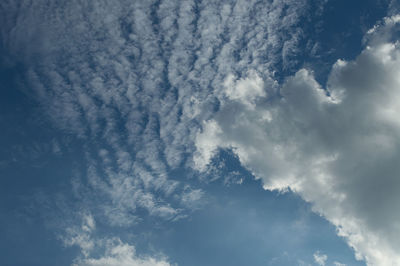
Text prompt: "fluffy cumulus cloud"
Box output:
[[195, 15, 400, 266]]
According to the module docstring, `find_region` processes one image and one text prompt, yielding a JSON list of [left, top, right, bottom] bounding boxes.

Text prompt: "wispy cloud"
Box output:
[[73, 240, 173, 266], [62, 213, 173, 266], [313, 251, 327, 266]]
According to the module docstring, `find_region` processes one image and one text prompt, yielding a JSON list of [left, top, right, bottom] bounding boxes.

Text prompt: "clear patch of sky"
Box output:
[[0, 64, 84, 266]]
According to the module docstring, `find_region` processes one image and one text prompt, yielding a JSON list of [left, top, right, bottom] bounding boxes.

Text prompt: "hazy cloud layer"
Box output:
[[195, 16, 400, 265]]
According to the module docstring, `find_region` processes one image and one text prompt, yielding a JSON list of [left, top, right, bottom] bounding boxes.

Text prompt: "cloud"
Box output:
[[62, 213, 97, 257], [63, 214, 173, 266], [194, 15, 400, 265], [333, 262, 346, 266], [73, 241, 172, 266], [2, 1, 398, 265], [0, 0, 318, 235], [7, 0, 385, 265], [72, 238, 173, 266], [180, 186, 205, 209], [224, 70, 267, 109], [313, 251, 327, 266]]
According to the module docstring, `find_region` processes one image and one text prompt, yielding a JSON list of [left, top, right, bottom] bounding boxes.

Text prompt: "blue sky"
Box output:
[[1, 1, 400, 265]]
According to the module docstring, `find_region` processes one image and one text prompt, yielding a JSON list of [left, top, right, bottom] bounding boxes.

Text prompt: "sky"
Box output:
[[0, 0, 400, 265]]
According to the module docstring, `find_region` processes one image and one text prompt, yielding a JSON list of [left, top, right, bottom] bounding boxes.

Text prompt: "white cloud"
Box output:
[[73, 239, 172, 266], [63, 214, 173, 266], [313, 251, 327, 266], [62, 213, 97, 257], [2, 0, 346, 264], [180, 186, 205, 209], [1, 1, 314, 230], [3, 1, 399, 265], [194, 15, 400, 266], [333, 262, 346, 266], [224, 70, 267, 109]]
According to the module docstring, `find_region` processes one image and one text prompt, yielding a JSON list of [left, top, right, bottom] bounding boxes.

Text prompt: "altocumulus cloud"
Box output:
[[195, 15, 400, 266], [0, 0, 318, 264]]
